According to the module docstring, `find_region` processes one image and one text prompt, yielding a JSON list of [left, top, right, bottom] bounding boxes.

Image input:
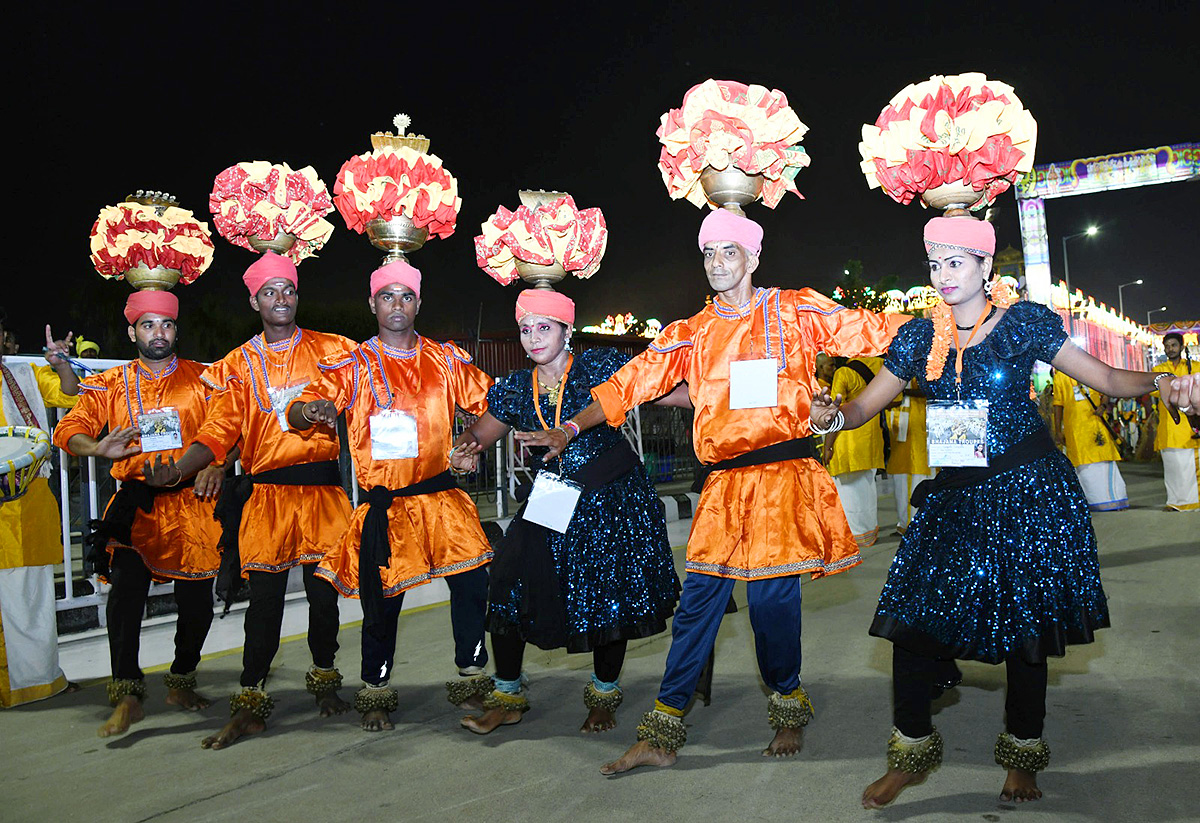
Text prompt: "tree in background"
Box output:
[[830, 260, 897, 313]]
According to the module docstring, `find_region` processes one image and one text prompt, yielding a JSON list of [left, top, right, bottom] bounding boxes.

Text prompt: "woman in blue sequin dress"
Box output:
[[452, 290, 680, 735], [809, 215, 1192, 808]]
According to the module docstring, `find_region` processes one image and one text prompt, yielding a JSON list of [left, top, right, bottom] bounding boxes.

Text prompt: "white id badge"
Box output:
[[926, 399, 989, 467], [1072, 385, 1086, 402], [137, 407, 183, 452], [267, 381, 309, 432], [369, 410, 419, 460], [729, 358, 779, 409], [522, 471, 582, 534]]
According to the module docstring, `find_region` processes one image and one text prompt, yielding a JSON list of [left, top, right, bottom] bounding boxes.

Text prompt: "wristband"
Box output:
[[1152, 372, 1171, 394], [562, 420, 580, 439]]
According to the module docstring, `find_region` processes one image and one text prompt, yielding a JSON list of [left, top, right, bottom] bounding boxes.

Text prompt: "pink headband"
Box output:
[[370, 259, 422, 298], [243, 252, 299, 295], [124, 290, 179, 324], [515, 289, 575, 326], [697, 209, 763, 256], [923, 216, 996, 257]]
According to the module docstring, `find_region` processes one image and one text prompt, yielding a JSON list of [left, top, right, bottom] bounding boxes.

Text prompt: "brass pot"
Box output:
[[124, 264, 181, 291], [921, 181, 986, 213], [248, 230, 298, 255], [700, 167, 763, 216], [365, 215, 428, 264], [514, 260, 567, 290]]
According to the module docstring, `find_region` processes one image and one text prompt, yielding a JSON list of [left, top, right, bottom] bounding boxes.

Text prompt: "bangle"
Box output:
[[811, 410, 845, 436], [1152, 372, 1171, 394], [448, 445, 472, 476], [561, 420, 580, 439], [167, 464, 184, 488], [301, 403, 317, 424]]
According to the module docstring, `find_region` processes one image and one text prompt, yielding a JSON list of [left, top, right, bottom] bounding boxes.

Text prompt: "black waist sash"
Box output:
[[84, 478, 193, 579], [213, 460, 342, 612], [911, 427, 1056, 509], [358, 470, 459, 637], [492, 440, 641, 651], [691, 437, 818, 494]]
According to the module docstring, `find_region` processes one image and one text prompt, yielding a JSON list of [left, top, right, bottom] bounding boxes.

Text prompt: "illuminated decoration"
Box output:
[[580, 313, 662, 338], [1016, 143, 1198, 306], [904, 286, 941, 311]]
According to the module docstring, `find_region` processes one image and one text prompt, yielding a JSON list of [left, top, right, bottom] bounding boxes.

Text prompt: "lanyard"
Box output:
[[257, 329, 299, 390], [532, 354, 573, 431], [950, 301, 993, 395], [131, 358, 177, 415]]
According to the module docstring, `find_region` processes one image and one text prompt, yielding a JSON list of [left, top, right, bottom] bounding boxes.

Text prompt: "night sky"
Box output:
[[10, 4, 1198, 360]]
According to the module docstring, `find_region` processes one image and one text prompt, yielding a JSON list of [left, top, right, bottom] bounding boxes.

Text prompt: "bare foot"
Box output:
[[201, 708, 265, 749], [166, 687, 211, 711], [763, 726, 803, 757], [600, 740, 677, 775], [461, 707, 523, 735], [861, 768, 927, 809], [1000, 768, 1042, 802], [581, 707, 616, 733], [317, 692, 350, 717], [361, 709, 394, 732], [64, 681, 82, 693], [98, 695, 144, 737]]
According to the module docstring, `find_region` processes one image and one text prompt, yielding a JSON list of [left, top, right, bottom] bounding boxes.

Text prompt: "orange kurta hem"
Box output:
[[302, 336, 494, 597], [196, 329, 357, 574], [54, 358, 221, 580], [593, 287, 902, 580]]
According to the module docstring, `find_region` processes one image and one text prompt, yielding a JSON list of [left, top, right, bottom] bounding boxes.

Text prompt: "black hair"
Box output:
[[1163, 332, 1184, 345]]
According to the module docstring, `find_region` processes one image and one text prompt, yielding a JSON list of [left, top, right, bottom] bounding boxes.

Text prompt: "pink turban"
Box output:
[[923, 216, 996, 257], [515, 289, 575, 326], [697, 209, 763, 256], [243, 252, 299, 296], [124, 290, 179, 324], [370, 259, 422, 298]]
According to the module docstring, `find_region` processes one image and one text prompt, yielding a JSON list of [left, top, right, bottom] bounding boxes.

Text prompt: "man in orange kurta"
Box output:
[[289, 260, 494, 730], [525, 210, 900, 772], [144, 253, 356, 749], [55, 291, 224, 737]]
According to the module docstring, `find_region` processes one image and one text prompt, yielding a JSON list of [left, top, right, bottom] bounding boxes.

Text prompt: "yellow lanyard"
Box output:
[[532, 354, 573, 431], [950, 301, 993, 388]]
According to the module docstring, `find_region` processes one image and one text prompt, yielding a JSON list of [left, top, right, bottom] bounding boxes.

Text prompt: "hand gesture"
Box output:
[[450, 440, 483, 473], [300, 400, 338, 428], [193, 465, 226, 499], [514, 428, 570, 462], [44, 325, 74, 366], [93, 427, 141, 460], [142, 452, 183, 488], [810, 387, 842, 429]]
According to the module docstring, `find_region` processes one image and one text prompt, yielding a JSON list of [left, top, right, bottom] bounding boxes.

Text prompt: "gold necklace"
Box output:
[[537, 372, 565, 405]]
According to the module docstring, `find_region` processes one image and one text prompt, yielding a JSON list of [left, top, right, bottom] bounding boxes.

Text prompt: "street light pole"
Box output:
[[1117, 278, 1143, 320], [1060, 226, 1098, 334], [1147, 306, 1167, 325]]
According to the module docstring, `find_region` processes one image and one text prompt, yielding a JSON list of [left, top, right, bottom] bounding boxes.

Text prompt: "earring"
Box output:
[[983, 278, 994, 296]]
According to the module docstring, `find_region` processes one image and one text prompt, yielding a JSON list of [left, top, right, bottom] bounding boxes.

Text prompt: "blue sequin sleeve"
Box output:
[[883, 318, 932, 382], [578, 347, 631, 385], [485, 370, 530, 429], [1024, 301, 1070, 363]]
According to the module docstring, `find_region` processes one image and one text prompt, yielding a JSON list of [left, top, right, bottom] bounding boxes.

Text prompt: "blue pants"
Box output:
[[657, 573, 802, 711]]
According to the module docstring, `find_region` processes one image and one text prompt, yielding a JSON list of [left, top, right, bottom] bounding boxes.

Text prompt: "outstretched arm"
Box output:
[[1051, 343, 1183, 423], [811, 367, 907, 432], [514, 400, 609, 463]]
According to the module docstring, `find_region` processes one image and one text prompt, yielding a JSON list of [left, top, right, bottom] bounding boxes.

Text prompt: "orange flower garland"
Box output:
[[925, 277, 1019, 381]]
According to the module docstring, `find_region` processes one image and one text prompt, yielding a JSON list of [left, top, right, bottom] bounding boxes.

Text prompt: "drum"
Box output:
[[0, 425, 52, 502]]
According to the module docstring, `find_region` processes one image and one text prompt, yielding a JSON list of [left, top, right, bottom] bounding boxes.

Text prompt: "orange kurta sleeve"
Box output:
[[52, 374, 115, 452], [792, 288, 906, 357], [441, 341, 491, 416], [195, 353, 245, 464], [591, 319, 693, 428], [297, 351, 358, 413]]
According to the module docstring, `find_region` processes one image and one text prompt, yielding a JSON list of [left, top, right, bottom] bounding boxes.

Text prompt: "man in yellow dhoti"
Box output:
[[1052, 371, 1127, 511], [1, 317, 79, 707], [886, 381, 932, 533], [1152, 333, 1198, 512]]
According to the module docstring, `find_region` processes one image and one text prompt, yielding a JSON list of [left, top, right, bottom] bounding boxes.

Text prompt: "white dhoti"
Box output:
[[1075, 461, 1129, 512], [0, 565, 67, 707], [833, 469, 879, 547], [891, 472, 935, 532], [1161, 448, 1200, 512]]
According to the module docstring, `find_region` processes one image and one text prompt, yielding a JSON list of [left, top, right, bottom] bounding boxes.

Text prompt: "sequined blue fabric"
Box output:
[[486, 347, 680, 650], [874, 301, 1109, 663]]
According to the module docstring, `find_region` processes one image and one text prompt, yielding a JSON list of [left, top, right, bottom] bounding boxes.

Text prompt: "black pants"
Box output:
[[491, 631, 627, 685], [106, 548, 214, 681], [892, 645, 1048, 740], [360, 564, 489, 686], [241, 563, 340, 688]]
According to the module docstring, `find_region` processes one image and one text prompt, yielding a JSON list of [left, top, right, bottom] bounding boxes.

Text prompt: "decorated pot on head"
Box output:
[[334, 114, 461, 265], [657, 79, 810, 215], [89, 190, 215, 292], [475, 190, 607, 292], [209, 161, 335, 263]]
